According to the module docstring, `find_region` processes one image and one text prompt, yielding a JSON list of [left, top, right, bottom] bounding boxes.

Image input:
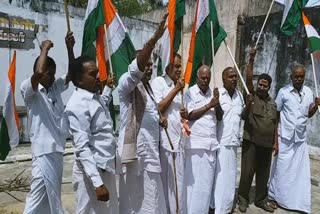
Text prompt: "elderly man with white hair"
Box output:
[[182, 65, 223, 213], [268, 63, 320, 213]]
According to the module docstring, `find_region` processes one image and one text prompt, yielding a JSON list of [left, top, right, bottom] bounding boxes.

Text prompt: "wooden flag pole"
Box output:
[[210, 21, 217, 88], [224, 40, 250, 94], [64, 0, 71, 32], [34, 24, 41, 49], [310, 53, 320, 113], [180, 18, 185, 108], [157, 109, 179, 214], [104, 24, 114, 76], [254, 0, 275, 49], [146, 81, 179, 213]]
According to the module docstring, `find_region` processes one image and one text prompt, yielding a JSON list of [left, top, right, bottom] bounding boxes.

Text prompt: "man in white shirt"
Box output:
[[21, 33, 74, 214], [183, 65, 223, 214], [210, 67, 244, 214], [268, 64, 320, 213], [117, 15, 167, 214], [151, 53, 185, 214], [65, 56, 118, 214]]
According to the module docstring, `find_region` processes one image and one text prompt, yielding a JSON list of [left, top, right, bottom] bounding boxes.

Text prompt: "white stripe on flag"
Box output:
[[104, 13, 126, 58], [196, 0, 209, 32], [276, 0, 320, 7], [3, 85, 19, 148], [305, 25, 320, 39], [281, 0, 294, 27], [85, 0, 99, 20], [160, 29, 171, 73]]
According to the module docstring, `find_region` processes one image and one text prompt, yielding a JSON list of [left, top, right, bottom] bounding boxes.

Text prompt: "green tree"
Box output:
[[113, 0, 149, 17], [65, 0, 163, 17], [68, 0, 88, 7]]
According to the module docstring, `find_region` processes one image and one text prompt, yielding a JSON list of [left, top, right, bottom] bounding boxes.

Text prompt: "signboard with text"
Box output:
[[0, 12, 36, 50]]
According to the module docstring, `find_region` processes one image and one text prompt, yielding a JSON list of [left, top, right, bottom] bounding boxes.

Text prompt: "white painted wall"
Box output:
[[0, 1, 84, 106], [0, 2, 160, 107]]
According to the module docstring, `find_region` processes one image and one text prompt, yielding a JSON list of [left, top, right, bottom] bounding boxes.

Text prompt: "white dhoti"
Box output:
[[119, 169, 166, 214], [210, 146, 237, 214], [160, 148, 185, 214], [268, 138, 311, 213], [72, 161, 119, 214], [24, 152, 64, 214], [184, 149, 217, 214]]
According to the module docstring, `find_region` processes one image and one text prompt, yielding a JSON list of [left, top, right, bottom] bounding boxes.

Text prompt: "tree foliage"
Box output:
[[114, 0, 150, 17], [67, 0, 163, 17], [68, 0, 88, 7]]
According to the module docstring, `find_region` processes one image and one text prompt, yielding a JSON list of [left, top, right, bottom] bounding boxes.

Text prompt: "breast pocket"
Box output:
[[252, 104, 265, 118]]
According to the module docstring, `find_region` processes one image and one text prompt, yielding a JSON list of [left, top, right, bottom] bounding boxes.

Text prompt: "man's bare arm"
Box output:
[[31, 40, 53, 90]]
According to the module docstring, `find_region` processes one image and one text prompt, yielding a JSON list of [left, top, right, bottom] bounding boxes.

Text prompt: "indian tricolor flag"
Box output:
[[302, 12, 320, 52], [278, 0, 309, 36], [302, 12, 320, 82], [184, 0, 226, 86], [0, 51, 19, 161], [158, 0, 185, 76], [82, 0, 135, 82]]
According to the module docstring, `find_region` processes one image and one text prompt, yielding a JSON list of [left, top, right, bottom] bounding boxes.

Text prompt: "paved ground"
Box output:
[[0, 143, 319, 214]]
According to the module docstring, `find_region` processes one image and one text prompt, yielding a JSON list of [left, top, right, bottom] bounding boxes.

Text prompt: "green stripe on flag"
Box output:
[[81, 0, 105, 59], [188, 0, 227, 86], [309, 37, 320, 52], [189, 17, 212, 86], [173, 0, 186, 53], [0, 119, 11, 161], [209, 0, 227, 53], [110, 34, 136, 82], [281, 0, 309, 36]]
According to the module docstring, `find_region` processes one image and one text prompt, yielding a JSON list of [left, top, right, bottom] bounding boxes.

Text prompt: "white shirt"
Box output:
[[65, 87, 116, 188], [276, 84, 314, 143], [185, 84, 219, 151], [20, 75, 68, 157], [152, 75, 183, 152], [217, 87, 244, 146], [118, 59, 161, 173]]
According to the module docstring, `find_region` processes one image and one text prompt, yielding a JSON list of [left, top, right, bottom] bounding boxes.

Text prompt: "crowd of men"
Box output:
[[20, 15, 320, 214]]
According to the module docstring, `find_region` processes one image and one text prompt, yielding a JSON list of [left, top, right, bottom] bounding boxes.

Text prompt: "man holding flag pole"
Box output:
[[152, 1, 186, 213], [117, 14, 168, 214], [268, 12, 320, 214], [21, 33, 75, 213], [152, 53, 185, 214], [183, 0, 249, 212]]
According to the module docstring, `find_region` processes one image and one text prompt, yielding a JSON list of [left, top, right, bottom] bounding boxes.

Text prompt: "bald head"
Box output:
[[197, 65, 211, 77], [197, 65, 211, 93]]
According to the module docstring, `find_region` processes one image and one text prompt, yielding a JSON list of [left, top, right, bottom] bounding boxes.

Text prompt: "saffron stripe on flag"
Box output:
[[302, 12, 320, 52]]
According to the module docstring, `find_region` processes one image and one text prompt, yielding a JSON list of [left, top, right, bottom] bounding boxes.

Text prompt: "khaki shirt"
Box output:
[[243, 94, 277, 147]]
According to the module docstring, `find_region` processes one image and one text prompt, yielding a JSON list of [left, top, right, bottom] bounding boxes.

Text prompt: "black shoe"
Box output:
[[238, 203, 247, 213], [208, 207, 215, 214], [254, 202, 274, 213], [238, 195, 248, 213]]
